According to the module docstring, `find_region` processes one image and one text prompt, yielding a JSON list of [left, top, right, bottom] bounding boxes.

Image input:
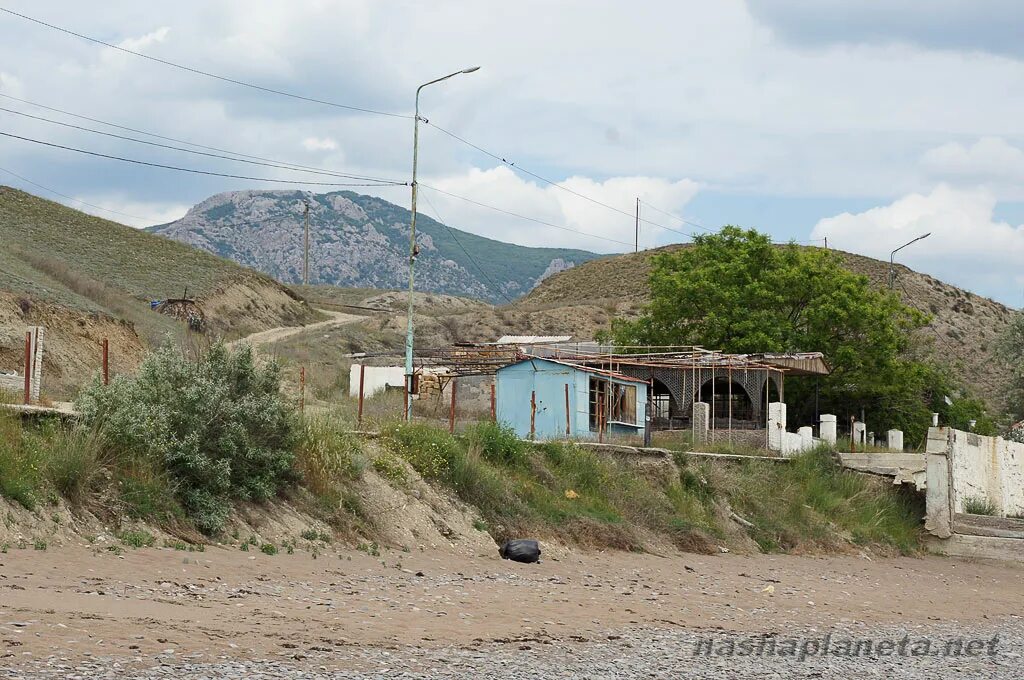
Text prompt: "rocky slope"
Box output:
[[149, 190, 598, 303]]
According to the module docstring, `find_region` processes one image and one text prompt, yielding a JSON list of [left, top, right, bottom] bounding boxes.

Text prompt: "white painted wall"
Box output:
[[348, 365, 406, 398], [947, 428, 1024, 517]]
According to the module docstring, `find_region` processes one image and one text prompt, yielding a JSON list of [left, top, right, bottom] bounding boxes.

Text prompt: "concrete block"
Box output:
[[798, 426, 813, 451], [852, 421, 866, 445], [767, 402, 786, 451], [782, 431, 803, 457], [887, 429, 904, 452], [692, 402, 710, 445], [819, 414, 837, 445]]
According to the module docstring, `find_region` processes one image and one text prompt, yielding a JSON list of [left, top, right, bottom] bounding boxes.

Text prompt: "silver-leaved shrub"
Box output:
[[77, 342, 298, 534]]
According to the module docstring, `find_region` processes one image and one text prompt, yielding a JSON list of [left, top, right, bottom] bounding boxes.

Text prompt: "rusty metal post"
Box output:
[[404, 379, 410, 422], [357, 364, 366, 427], [102, 338, 109, 386], [765, 370, 770, 450], [564, 383, 571, 437], [598, 389, 605, 443], [300, 366, 306, 413], [23, 331, 31, 405], [850, 415, 856, 453], [448, 377, 457, 434], [530, 390, 536, 440], [490, 381, 496, 421]]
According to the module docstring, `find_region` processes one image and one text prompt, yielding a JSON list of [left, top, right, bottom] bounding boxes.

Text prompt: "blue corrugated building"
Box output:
[[495, 357, 648, 440]]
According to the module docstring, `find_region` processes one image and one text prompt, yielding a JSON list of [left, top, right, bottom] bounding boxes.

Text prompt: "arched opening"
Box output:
[[650, 377, 677, 428], [699, 377, 754, 426]]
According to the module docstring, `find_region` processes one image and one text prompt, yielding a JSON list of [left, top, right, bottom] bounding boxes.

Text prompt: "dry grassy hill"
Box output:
[[0, 187, 316, 397]]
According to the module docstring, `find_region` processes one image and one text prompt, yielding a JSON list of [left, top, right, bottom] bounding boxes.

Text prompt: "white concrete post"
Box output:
[[29, 326, 43, 402], [852, 421, 866, 446], [931, 413, 939, 427], [798, 426, 813, 451], [692, 402, 710, 446], [887, 429, 904, 452], [819, 414, 837, 445], [768, 402, 787, 451]]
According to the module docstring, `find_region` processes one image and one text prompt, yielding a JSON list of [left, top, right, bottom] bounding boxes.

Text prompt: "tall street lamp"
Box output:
[[405, 66, 480, 420], [888, 232, 930, 289]]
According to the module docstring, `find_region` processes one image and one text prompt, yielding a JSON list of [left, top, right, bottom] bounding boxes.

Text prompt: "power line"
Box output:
[[0, 165, 151, 222], [418, 182, 636, 249], [0, 104, 404, 184], [0, 6, 410, 119], [419, 190, 516, 305], [638, 198, 716, 233], [0, 130, 405, 187], [0, 92, 398, 181], [425, 120, 698, 240]]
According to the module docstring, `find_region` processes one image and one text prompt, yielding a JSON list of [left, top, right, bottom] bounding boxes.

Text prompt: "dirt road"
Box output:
[[1, 545, 1023, 677], [229, 309, 363, 350]]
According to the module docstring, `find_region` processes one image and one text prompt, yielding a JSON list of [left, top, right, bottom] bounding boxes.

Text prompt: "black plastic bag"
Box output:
[[499, 539, 541, 563]]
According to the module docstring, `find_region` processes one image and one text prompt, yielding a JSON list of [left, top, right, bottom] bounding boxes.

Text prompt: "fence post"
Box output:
[[850, 415, 856, 453], [300, 366, 306, 413], [564, 383, 571, 437], [23, 331, 31, 405], [530, 390, 536, 440], [357, 364, 366, 427], [490, 382, 496, 421], [102, 338, 109, 386], [449, 377, 458, 434]]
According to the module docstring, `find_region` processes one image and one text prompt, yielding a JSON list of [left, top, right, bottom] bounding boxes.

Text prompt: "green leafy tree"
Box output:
[[610, 227, 962, 444], [997, 311, 1024, 422]]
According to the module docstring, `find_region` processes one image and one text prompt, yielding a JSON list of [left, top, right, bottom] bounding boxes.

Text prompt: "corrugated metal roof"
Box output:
[[494, 335, 573, 345], [499, 356, 648, 384]]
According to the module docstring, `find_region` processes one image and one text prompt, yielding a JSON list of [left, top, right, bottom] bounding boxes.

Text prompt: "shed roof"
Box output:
[[499, 357, 648, 384], [493, 335, 573, 345]]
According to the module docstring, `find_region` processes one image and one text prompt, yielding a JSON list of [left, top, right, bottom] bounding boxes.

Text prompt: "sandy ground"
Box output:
[[2, 543, 1023, 672]]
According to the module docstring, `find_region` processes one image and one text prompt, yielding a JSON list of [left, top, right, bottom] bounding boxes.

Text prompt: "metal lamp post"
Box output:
[[888, 232, 930, 289], [405, 66, 480, 420]]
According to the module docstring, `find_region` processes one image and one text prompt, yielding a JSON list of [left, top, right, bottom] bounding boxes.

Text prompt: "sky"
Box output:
[[1, 1, 1024, 305]]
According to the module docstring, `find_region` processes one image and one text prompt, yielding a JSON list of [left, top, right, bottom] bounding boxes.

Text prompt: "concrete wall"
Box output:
[[349, 365, 405, 398], [948, 429, 1024, 516], [926, 427, 1024, 536]]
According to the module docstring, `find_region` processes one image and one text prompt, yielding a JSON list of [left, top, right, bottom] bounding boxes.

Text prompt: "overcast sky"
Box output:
[[2, 1, 1024, 304]]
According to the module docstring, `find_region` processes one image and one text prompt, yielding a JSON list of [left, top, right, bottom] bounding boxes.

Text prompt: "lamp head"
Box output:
[[461, 66, 481, 73]]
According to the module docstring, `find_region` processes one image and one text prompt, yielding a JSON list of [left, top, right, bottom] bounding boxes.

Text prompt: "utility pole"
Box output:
[[303, 202, 310, 286], [404, 66, 480, 421], [635, 198, 640, 253]]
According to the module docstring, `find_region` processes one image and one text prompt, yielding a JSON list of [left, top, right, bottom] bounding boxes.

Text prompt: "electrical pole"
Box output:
[[303, 202, 310, 286], [635, 198, 640, 253], [888, 232, 930, 289], [405, 66, 480, 421]]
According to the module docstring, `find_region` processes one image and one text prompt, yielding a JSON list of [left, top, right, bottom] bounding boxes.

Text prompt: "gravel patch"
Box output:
[[5, 618, 1022, 679]]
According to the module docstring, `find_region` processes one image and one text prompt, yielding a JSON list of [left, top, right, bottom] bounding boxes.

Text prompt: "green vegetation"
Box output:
[[380, 421, 922, 554], [609, 227, 992, 445], [260, 542, 278, 555], [119, 529, 156, 548], [963, 496, 998, 516], [76, 342, 299, 534], [0, 187, 262, 311]]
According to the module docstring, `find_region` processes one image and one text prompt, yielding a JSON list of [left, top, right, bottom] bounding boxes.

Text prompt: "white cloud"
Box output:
[[811, 184, 1024, 301], [116, 26, 171, 52], [0, 71, 24, 97], [301, 136, 338, 152], [922, 137, 1024, 193], [421, 166, 700, 253], [72, 194, 190, 228]]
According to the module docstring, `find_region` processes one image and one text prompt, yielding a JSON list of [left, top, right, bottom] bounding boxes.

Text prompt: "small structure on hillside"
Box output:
[[495, 357, 648, 440]]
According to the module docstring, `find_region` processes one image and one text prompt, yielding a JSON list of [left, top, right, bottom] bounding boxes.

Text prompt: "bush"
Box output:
[[40, 426, 106, 504], [463, 422, 528, 467], [963, 496, 998, 516], [295, 416, 365, 497], [120, 529, 156, 548], [77, 343, 299, 534]]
